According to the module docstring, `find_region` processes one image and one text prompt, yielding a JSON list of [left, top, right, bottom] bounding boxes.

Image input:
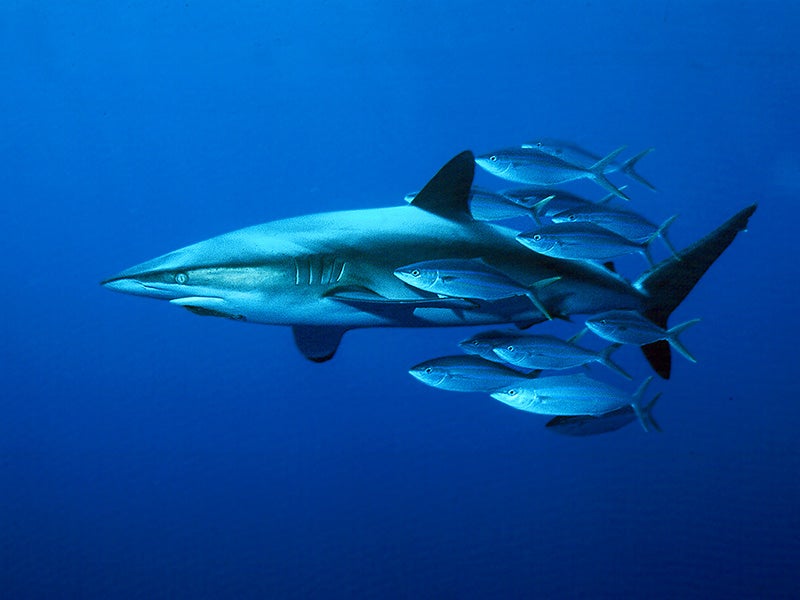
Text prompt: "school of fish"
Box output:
[[406, 139, 719, 436]]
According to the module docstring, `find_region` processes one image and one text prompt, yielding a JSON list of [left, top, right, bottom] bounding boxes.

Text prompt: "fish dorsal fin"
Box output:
[[410, 150, 475, 220], [292, 325, 348, 363]]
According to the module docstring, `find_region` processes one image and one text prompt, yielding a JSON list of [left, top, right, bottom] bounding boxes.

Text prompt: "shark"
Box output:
[[102, 151, 756, 378]]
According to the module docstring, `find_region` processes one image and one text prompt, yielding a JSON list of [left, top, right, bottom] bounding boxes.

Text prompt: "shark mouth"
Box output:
[[169, 296, 245, 321]]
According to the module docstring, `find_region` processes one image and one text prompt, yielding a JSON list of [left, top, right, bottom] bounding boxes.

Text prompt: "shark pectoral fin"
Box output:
[[409, 150, 475, 220], [292, 326, 348, 363]]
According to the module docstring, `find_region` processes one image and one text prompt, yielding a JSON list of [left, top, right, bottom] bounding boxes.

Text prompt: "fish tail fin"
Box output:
[[630, 376, 654, 432], [634, 204, 757, 378], [599, 344, 632, 380], [567, 327, 589, 344], [528, 194, 555, 224], [589, 146, 630, 201], [639, 392, 663, 432], [524, 275, 561, 320], [667, 319, 701, 363], [641, 244, 655, 268], [651, 214, 680, 258], [620, 148, 657, 191], [597, 185, 628, 205]]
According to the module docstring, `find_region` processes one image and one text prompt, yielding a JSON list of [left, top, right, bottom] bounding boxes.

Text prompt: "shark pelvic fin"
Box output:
[[409, 150, 475, 220], [292, 326, 348, 363]]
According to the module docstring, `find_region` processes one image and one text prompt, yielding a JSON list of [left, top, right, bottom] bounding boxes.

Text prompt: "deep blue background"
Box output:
[[2, 2, 798, 598]]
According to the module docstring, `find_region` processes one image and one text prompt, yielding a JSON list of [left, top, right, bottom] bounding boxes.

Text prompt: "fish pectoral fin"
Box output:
[[292, 326, 348, 363]]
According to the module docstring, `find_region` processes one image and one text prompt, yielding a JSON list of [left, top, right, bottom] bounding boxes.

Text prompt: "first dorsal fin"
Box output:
[[409, 150, 475, 220]]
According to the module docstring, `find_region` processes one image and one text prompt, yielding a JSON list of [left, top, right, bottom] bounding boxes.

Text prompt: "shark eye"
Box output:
[[489, 155, 497, 162], [425, 367, 433, 374], [568, 214, 576, 221], [507, 389, 517, 396], [175, 272, 188, 284], [411, 269, 421, 278], [533, 234, 542, 242], [507, 345, 514, 351]]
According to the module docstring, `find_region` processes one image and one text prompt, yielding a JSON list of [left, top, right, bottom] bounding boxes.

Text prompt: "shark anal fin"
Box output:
[[292, 326, 348, 363], [409, 151, 475, 220]]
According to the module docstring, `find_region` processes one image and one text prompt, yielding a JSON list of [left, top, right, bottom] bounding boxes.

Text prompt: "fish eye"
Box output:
[[489, 155, 497, 162], [507, 389, 517, 396], [507, 345, 514, 351], [411, 269, 421, 278], [536, 142, 542, 147], [568, 214, 576, 221], [175, 272, 188, 284], [472, 340, 480, 346], [533, 234, 541, 242], [425, 367, 433, 374]]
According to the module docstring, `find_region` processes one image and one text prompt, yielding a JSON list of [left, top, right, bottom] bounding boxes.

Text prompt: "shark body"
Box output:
[[102, 151, 755, 376]]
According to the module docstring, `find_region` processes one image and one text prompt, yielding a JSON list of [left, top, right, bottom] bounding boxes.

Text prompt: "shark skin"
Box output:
[[102, 151, 756, 373]]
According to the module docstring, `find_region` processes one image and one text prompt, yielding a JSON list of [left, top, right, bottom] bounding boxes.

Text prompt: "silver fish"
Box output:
[[585, 310, 700, 363], [499, 188, 610, 224], [491, 333, 631, 379], [545, 392, 662, 436], [524, 138, 656, 191], [516, 222, 657, 266], [458, 328, 525, 362], [409, 355, 533, 392], [393, 258, 560, 320], [475, 146, 630, 200], [551, 205, 678, 257], [490, 374, 658, 431]]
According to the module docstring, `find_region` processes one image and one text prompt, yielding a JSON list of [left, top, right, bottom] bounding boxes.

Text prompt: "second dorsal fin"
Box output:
[[410, 150, 475, 220]]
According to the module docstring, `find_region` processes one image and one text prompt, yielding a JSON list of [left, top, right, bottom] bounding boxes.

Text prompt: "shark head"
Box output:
[[101, 227, 296, 321], [103, 254, 241, 320]]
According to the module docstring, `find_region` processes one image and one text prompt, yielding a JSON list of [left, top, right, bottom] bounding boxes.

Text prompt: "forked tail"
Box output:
[[634, 204, 757, 378]]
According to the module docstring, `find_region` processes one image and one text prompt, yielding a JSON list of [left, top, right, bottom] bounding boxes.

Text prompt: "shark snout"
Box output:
[[101, 276, 178, 299]]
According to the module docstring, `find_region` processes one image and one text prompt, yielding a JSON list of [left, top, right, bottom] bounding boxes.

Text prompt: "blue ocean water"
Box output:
[[1, 2, 798, 598]]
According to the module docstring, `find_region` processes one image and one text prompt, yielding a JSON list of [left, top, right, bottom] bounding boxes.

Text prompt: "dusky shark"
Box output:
[[102, 151, 756, 378]]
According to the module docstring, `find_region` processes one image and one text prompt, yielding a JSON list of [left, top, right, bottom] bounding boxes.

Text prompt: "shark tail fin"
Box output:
[[666, 319, 701, 363], [588, 147, 630, 201], [634, 204, 757, 378], [620, 148, 657, 191], [598, 344, 632, 380]]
